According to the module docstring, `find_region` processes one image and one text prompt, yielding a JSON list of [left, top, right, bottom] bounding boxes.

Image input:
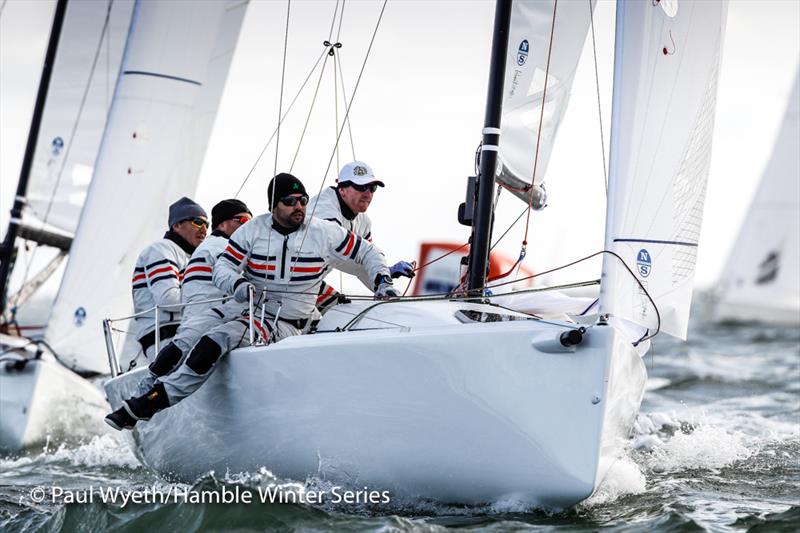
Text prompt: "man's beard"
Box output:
[[277, 209, 305, 228]]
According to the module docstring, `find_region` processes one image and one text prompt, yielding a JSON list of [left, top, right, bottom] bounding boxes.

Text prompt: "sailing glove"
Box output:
[[374, 281, 400, 300], [389, 261, 415, 279], [233, 281, 255, 303]]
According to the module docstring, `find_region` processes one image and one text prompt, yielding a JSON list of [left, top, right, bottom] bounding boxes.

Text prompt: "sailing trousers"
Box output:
[[158, 301, 301, 405], [134, 309, 224, 395]]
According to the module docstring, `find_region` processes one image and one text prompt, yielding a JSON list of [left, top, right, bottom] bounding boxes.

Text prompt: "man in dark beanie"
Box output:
[[107, 198, 251, 430], [108, 173, 398, 429], [129, 197, 208, 364]]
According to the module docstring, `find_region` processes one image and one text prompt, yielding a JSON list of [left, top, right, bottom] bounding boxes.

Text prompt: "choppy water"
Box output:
[[1, 298, 798, 532]]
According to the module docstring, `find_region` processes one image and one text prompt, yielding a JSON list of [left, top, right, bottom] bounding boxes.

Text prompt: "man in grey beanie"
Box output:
[[129, 197, 208, 366]]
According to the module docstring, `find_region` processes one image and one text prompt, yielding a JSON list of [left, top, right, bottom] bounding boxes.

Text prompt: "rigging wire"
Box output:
[[292, 0, 388, 282], [588, 0, 608, 193], [233, 47, 328, 198], [288, 45, 334, 171], [273, 0, 292, 177]]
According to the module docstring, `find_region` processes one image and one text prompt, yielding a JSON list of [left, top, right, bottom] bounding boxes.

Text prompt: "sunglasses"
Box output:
[[229, 215, 252, 225], [279, 195, 309, 207], [186, 217, 209, 229], [349, 183, 379, 193]]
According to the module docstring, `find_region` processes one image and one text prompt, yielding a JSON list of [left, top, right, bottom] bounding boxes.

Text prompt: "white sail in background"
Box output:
[[713, 70, 800, 325], [22, 0, 134, 236], [46, 0, 248, 373], [497, 0, 593, 200], [599, 0, 728, 339]]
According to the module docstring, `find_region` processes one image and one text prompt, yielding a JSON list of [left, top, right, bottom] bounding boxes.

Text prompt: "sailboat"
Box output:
[[0, 0, 246, 452], [104, 0, 727, 507], [711, 69, 800, 325]]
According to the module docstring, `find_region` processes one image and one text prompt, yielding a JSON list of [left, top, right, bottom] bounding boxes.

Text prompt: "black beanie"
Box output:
[[267, 173, 307, 207], [211, 199, 251, 229]]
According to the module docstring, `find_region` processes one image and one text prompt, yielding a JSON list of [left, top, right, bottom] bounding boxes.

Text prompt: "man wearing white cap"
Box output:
[[309, 160, 414, 311]]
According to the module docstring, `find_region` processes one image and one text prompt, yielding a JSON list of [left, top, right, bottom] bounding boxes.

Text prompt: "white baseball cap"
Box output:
[[338, 161, 385, 187]]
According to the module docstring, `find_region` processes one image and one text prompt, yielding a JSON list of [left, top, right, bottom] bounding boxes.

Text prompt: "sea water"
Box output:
[[1, 296, 798, 531]]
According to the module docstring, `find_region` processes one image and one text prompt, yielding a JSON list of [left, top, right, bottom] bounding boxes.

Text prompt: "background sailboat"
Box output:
[[0, 0, 247, 452], [711, 69, 800, 325]]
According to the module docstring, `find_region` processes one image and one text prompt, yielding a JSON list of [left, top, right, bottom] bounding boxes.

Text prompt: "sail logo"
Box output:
[[517, 40, 529, 66], [74, 307, 87, 327], [636, 249, 652, 278]]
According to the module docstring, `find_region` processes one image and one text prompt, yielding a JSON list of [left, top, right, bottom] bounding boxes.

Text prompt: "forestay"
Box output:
[[714, 69, 800, 324], [22, 0, 133, 236], [497, 0, 593, 201], [46, 0, 247, 373], [599, 0, 728, 339]]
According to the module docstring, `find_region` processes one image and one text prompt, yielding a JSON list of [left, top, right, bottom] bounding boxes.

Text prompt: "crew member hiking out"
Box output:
[[129, 197, 207, 366], [106, 199, 251, 431], [310, 160, 414, 313], [110, 173, 398, 428]]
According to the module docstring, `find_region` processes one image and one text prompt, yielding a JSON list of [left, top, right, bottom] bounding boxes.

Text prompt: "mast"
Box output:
[[0, 0, 69, 315], [467, 0, 512, 293]]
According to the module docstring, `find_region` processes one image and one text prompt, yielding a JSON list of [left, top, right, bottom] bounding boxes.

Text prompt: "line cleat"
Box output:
[[104, 407, 137, 431], [122, 382, 170, 421]]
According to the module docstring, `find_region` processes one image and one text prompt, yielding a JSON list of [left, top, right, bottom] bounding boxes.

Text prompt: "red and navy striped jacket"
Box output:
[[181, 231, 230, 319], [213, 214, 390, 321], [131, 237, 190, 341]]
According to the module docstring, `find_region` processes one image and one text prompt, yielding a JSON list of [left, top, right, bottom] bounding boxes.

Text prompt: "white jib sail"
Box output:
[[714, 69, 800, 325], [22, 0, 134, 236], [46, 0, 248, 373], [599, 0, 728, 340], [497, 0, 593, 199]]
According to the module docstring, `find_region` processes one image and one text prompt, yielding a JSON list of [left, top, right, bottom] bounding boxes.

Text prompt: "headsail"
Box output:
[[497, 0, 593, 203], [599, 0, 728, 339], [713, 69, 800, 324], [46, 0, 248, 373]]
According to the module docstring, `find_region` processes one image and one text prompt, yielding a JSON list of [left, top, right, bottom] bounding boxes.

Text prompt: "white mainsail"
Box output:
[[497, 0, 593, 200], [599, 0, 728, 339], [46, 0, 248, 373], [713, 70, 800, 325]]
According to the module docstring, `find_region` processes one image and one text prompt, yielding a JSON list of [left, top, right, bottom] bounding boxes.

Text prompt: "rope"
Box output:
[[588, 0, 608, 193], [292, 0, 387, 283], [288, 44, 334, 171], [274, 0, 292, 176], [233, 48, 328, 198]]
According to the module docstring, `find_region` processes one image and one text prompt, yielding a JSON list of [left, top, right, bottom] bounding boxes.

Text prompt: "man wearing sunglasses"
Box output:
[[112, 173, 398, 426], [129, 197, 208, 368], [107, 199, 251, 430], [310, 161, 415, 313]]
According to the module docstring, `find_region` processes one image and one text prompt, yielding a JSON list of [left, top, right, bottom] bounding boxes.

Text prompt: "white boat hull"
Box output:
[[0, 335, 109, 452], [106, 301, 646, 507]]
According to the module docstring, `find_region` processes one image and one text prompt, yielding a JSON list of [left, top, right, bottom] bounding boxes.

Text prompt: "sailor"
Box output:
[[310, 160, 415, 313], [130, 197, 207, 363], [112, 173, 398, 427], [106, 199, 251, 431]]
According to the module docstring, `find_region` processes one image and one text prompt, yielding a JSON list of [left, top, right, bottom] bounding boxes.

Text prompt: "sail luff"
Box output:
[[0, 0, 68, 315]]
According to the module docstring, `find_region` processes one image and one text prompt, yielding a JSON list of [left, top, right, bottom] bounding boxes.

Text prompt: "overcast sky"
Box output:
[[1, 0, 798, 296]]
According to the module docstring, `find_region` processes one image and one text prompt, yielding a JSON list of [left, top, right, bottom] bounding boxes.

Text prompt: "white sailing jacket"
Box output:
[[181, 230, 230, 319], [213, 214, 390, 320], [309, 186, 383, 291], [131, 235, 191, 340], [309, 186, 372, 239]]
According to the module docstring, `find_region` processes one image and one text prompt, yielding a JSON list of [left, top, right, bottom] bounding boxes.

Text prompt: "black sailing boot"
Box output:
[[104, 406, 137, 431], [123, 382, 170, 421]]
